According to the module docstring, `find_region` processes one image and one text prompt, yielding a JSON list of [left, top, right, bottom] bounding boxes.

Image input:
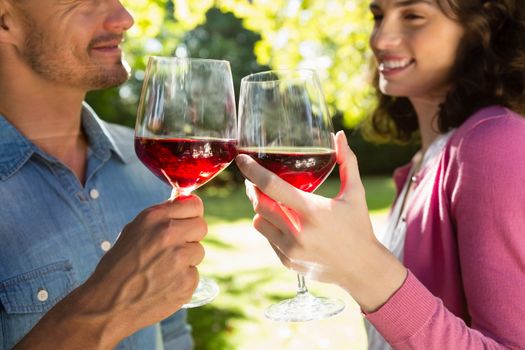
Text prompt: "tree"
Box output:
[[89, 0, 374, 129], [87, 1, 269, 127], [87, 0, 416, 174]]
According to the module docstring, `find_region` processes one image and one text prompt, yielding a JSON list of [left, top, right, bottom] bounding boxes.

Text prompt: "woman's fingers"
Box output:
[[236, 154, 310, 215], [253, 215, 296, 267], [334, 131, 366, 202], [247, 181, 299, 235], [236, 132, 364, 208]]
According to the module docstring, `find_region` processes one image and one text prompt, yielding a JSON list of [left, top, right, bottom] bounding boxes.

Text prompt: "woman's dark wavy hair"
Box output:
[[365, 0, 525, 143]]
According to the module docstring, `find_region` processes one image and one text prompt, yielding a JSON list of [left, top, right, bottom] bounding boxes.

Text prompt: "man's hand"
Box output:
[[15, 195, 207, 349]]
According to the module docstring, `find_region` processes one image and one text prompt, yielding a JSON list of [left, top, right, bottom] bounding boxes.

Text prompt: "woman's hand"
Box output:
[[236, 131, 407, 312]]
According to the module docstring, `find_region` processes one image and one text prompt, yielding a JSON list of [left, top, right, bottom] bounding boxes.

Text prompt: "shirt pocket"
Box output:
[[0, 260, 76, 314]]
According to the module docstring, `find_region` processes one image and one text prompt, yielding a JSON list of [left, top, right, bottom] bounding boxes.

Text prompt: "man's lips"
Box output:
[[90, 43, 123, 57], [89, 34, 124, 54], [91, 45, 121, 52]]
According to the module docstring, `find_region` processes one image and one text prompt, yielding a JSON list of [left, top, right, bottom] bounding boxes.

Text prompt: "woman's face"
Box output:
[[369, 0, 464, 103]]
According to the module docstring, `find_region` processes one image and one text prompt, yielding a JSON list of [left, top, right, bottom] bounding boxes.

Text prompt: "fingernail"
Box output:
[[337, 130, 348, 144], [236, 154, 250, 166], [245, 180, 258, 208], [245, 180, 255, 199]]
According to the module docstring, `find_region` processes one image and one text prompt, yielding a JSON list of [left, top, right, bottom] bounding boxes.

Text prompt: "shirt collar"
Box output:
[[0, 115, 34, 181], [0, 103, 134, 181], [81, 102, 135, 164]]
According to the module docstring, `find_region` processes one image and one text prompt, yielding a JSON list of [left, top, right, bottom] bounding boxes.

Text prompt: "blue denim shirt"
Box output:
[[0, 104, 192, 350]]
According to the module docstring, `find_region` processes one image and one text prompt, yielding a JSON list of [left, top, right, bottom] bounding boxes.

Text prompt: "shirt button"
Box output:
[[37, 289, 49, 302], [90, 189, 100, 199], [101, 240, 112, 252]]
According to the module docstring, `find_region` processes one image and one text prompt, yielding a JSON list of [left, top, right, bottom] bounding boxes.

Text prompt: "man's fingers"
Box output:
[[169, 217, 208, 243], [175, 242, 205, 267], [137, 195, 204, 231], [236, 154, 310, 215], [163, 194, 204, 219]]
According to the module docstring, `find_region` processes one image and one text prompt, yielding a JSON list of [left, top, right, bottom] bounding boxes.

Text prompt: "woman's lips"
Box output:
[[379, 58, 414, 77]]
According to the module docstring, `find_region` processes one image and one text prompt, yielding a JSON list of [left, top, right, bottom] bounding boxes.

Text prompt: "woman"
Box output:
[[236, 0, 525, 348]]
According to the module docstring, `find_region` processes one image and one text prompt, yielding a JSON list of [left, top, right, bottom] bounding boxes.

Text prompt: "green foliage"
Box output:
[[90, 0, 376, 129], [87, 4, 269, 128], [218, 0, 375, 129], [87, 1, 417, 174], [179, 8, 270, 102], [86, 0, 175, 127], [348, 130, 419, 175], [330, 114, 419, 175], [154, 0, 376, 128]]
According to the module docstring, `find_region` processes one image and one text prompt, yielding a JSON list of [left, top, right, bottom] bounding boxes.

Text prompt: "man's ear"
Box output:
[[0, 1, 22, 46], [0, 13, 9, 30]]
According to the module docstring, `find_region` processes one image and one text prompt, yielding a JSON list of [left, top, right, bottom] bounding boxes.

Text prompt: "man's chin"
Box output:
[[89, 66, 130, 90]]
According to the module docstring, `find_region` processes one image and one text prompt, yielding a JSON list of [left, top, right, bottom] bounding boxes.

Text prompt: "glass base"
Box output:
[[182, 276, 220, 308], [265, 292, 345, 322]]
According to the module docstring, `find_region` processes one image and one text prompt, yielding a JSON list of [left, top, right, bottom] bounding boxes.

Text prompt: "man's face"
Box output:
[[15, 0, 134, 90]]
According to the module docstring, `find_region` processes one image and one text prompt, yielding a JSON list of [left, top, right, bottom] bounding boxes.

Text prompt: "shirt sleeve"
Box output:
[[365, 271, 505, 349], [366, 112, 525, 349], [159, 311, 194, 350]]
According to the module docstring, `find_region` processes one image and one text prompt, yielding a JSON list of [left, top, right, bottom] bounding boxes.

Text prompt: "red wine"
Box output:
[[135, 137, 237, 193], [237, 147, 336, 192]]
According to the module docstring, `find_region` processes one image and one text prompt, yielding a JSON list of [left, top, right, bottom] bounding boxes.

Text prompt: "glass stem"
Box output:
[[296, 274, 309, 296], [171, 187, 184, 200], [170, 187, 193, 200]]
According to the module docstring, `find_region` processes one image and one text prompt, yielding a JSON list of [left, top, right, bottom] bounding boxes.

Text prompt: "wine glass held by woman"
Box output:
[[237, 131, 407, 312], [237, 69, 345, 322], [236, 0, 525, 348]]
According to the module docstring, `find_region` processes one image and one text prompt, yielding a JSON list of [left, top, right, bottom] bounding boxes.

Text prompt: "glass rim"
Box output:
[[147, 55, 231, 65], [241, 69, 317, 84]]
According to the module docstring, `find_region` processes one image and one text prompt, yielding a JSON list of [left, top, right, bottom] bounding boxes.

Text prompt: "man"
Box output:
[[0, 0, 205, 348]]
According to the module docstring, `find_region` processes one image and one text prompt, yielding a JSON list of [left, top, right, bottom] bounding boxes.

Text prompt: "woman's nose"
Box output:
[[370, 19, 402, 52]]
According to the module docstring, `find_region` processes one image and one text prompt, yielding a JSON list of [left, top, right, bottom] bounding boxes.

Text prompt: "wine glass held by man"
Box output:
[[135, 56, 238, 308], [236, 0, 525, 348], [0, 1, 205, 349]]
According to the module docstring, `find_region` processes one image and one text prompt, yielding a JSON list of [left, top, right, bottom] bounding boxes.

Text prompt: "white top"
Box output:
[[365, 130, 455, 350]]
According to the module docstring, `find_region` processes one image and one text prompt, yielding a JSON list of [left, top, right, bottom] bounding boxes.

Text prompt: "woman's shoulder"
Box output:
[[443, 105, 525, 177], [452, 106, 525, 143], [449, 105, 525, 152]]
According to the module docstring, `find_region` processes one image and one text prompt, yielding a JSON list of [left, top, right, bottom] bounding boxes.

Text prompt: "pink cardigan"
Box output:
[[365, 106, 525, 349]]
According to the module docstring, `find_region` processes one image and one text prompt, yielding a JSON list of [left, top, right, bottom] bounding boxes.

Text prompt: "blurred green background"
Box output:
[[87, 1, 419, 348], [88, 0, 419, 176], [189, 176, 394, 350]]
